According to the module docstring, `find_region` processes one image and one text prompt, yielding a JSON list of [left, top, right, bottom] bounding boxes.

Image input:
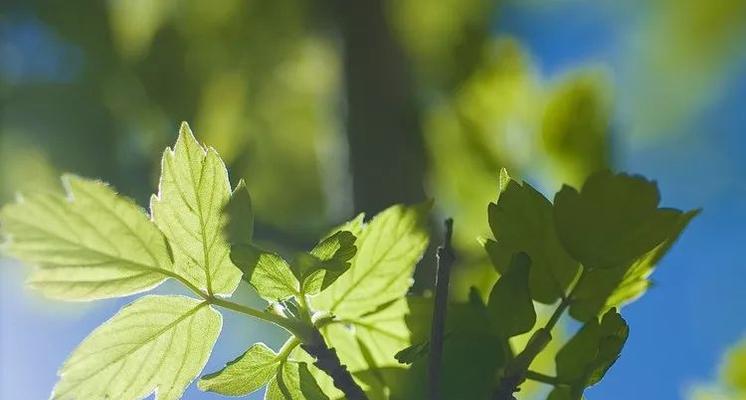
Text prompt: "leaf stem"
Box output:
[[493, 267, 589, 399], [208, 296, 311, 339], [428, 218, 455, 400], [525, 370, 563, 386]]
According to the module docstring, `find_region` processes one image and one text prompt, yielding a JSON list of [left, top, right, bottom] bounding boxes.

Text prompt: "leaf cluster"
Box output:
[[0, 124, 696, 400]]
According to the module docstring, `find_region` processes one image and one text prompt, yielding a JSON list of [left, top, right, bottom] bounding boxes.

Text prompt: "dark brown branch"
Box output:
[[301, 327, 368, 400], [428, 219, 455, 400]]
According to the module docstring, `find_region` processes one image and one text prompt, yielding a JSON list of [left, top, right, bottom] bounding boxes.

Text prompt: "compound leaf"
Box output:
[[312, 203, 430, 317], [0, 175, 172, 301], [151, 122, 241, 296], [487, 170, 579, 303], [198, 343, 280, 396], [554, 171, 682, 270], [52, 295, 221, 400], [487, 252, 536, 338]]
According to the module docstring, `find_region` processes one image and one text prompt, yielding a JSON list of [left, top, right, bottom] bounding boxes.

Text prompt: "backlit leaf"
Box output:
[[554, 171, 682, 270], [51, 295, 221, 400], [265, 361, 330, 400], [487, 252, 536, 338], [0, 175, 172, 300], [151, 122, 241, 296], [301, 230, 357, 295], [487, 170, 579, 303], [554, 309, 628, 396], [569, 210, 698, 321], [198, 343, 280, 396], [312, 203, 430, 317]]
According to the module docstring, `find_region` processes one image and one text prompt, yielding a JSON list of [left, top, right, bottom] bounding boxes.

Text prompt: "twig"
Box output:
[[428, 218, 455, 400], [301, 326, 369, 400]]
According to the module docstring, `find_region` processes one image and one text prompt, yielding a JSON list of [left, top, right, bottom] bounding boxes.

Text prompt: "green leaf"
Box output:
[[151, 122, 241, 296], [249, 252, 300, 302], [312, 203, 430, 317], [554, 309, 629, 396], [569, 210, 698, 321], [554, 170, 682, 270], [0, 175, 172, 301], [51, 295, 221, 400], [394, 340, 429, 365], [223, 179, 254, 246], [487, 171, 579, 303], [266, 361, 330, 400], [301, 230, 357, 295], [487, 252, 536, 338], [198, 343, 279, 396]]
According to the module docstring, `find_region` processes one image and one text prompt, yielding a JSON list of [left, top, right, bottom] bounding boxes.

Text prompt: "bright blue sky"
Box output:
[[1, 2, 744, 400]]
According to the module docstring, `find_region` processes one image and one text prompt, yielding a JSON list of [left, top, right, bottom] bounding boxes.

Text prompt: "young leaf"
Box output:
[[249, 252, 300, 301], [151, 122, 241, 296], [198, 343, 280, 396], [486, 170, 579, 303], [300, 230, 357, 295], [554, 309, 629, 397], [0, 175, 172, 301], [51, 295, 221, 400], [312, 202, 430, 317], [487, 252, 537, 338], [569, 210, 698, 321], [554, 170, 682, 270]]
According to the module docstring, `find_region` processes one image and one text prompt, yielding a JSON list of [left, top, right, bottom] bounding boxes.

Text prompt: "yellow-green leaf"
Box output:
[[151, 122, 241, 296], [0, 175, 172, 300], [52, 295, 221, 400], [312, 203, 430, 317], [198, 343, 279, 396]]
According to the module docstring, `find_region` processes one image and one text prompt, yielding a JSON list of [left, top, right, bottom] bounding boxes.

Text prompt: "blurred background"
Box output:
[[1, 0, 744, 399]]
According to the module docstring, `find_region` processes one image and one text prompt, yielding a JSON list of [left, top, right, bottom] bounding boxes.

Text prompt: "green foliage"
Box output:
[[198, 343, 279, 396], [0, 175, 172, 300], [487, 252, 536, 338], [52, 295, 221, 400], [0, 123, 697, 400], [551, 309, 629, 398], [486, 169, 579, 303], [554, 170, 682, 270], [151, 122, 242, 296]]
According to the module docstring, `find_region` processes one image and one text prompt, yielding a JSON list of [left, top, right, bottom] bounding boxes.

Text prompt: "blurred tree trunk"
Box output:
[[331, 0, 427, 215]]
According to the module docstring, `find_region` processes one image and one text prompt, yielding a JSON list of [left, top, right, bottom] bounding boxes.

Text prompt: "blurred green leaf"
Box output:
[[486, 169, 579, 303], [554, 170, 683, 270], [542, 72, 611, 187], [0, 175, 171, 300], [487, 252, 536, 338]]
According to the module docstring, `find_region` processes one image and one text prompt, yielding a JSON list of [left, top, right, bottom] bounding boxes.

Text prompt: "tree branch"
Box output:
[[301, 326, 369, 400], [428, 218, 455, 400]]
